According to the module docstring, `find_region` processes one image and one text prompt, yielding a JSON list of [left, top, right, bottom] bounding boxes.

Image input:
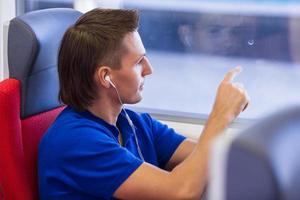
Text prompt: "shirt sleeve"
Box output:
[[141, 113, 186, 168], [59, 125, 143, 199]]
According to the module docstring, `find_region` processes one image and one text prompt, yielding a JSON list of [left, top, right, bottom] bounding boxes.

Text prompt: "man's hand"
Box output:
[[210, 66, 249, 123]]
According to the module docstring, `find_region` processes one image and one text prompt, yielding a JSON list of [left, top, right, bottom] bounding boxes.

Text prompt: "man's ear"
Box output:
[[96, 66, 111, 88]]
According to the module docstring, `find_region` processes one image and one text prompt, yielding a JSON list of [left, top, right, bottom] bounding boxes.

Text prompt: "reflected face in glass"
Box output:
[[179, 14, 257, 56], [112, 31, 153, 104]]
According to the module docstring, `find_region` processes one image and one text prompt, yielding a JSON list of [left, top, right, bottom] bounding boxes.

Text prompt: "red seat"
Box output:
[[0, 78, 63, 199], [0, 8, 81, 200]]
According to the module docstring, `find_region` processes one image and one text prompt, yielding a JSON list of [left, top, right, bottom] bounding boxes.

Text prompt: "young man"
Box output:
[[38, 8, 249, 200]]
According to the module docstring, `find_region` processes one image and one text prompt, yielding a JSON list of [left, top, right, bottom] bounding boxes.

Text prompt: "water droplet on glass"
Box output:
[[248, 39, 255, 46]]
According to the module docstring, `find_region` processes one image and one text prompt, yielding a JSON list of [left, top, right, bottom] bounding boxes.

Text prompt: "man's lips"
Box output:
[[140, 81, 145, 90]]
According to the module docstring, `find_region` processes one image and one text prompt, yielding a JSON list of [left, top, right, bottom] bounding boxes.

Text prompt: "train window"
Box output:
[[19, 0, 300, 123]]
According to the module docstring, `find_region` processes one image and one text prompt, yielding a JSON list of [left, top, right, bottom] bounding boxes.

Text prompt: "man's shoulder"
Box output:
[[44, 107, 111, 142], [52, 108, 94, 130]]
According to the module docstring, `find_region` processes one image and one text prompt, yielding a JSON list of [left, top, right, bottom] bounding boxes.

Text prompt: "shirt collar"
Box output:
[[71, 107, 134, 139]]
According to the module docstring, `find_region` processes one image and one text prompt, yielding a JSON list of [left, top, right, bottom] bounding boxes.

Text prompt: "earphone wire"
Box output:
[[108, 78, 145, 161]]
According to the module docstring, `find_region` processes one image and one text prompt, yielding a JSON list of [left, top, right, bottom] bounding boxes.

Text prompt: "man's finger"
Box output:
[[222, 66, 242, 83]]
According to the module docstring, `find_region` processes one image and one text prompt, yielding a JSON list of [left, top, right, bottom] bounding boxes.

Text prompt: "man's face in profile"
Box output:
[[110, 31, 152, 105]]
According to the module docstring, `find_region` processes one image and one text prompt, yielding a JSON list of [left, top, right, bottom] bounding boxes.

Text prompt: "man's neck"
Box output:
[[87, 97, 122, 126]]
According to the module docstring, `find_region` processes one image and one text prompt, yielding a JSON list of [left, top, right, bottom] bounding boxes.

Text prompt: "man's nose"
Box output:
[[142, 58, 153, 76]]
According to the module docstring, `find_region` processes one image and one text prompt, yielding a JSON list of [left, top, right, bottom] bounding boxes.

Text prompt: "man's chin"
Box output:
[[127, 95, 143, 104]]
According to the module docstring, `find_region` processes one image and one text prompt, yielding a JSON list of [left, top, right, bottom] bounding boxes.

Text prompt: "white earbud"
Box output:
[[105, 75, 116, 88], [105, 75, 110, 82]]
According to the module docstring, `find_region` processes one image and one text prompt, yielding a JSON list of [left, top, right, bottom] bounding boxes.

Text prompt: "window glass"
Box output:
[[20, 0, 300, 122]]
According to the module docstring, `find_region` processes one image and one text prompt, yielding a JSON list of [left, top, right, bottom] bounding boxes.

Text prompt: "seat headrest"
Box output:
[[226, 106, 300, 199], [8, 8, 82, 118]]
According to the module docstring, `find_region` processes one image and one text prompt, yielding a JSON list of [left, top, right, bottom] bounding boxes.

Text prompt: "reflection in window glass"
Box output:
[[21, 0, 300, 120]]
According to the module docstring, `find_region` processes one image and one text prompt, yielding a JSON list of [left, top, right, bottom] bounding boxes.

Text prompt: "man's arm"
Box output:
[[165, 138, 196, 171], [113, 67, 249, 200]]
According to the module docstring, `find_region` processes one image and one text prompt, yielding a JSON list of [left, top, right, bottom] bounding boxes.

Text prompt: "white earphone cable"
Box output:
[[106, 76, 145, 161]]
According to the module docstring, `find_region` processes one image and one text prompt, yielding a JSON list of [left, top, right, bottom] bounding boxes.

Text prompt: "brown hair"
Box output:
[[58, 8, 139, 111]]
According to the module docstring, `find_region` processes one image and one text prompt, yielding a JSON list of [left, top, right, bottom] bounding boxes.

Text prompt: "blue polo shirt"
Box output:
[[38, 106, 185, 200]]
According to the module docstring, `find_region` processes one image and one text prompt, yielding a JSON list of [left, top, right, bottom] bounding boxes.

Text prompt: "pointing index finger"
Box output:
[[222, 66, 242, 83]]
